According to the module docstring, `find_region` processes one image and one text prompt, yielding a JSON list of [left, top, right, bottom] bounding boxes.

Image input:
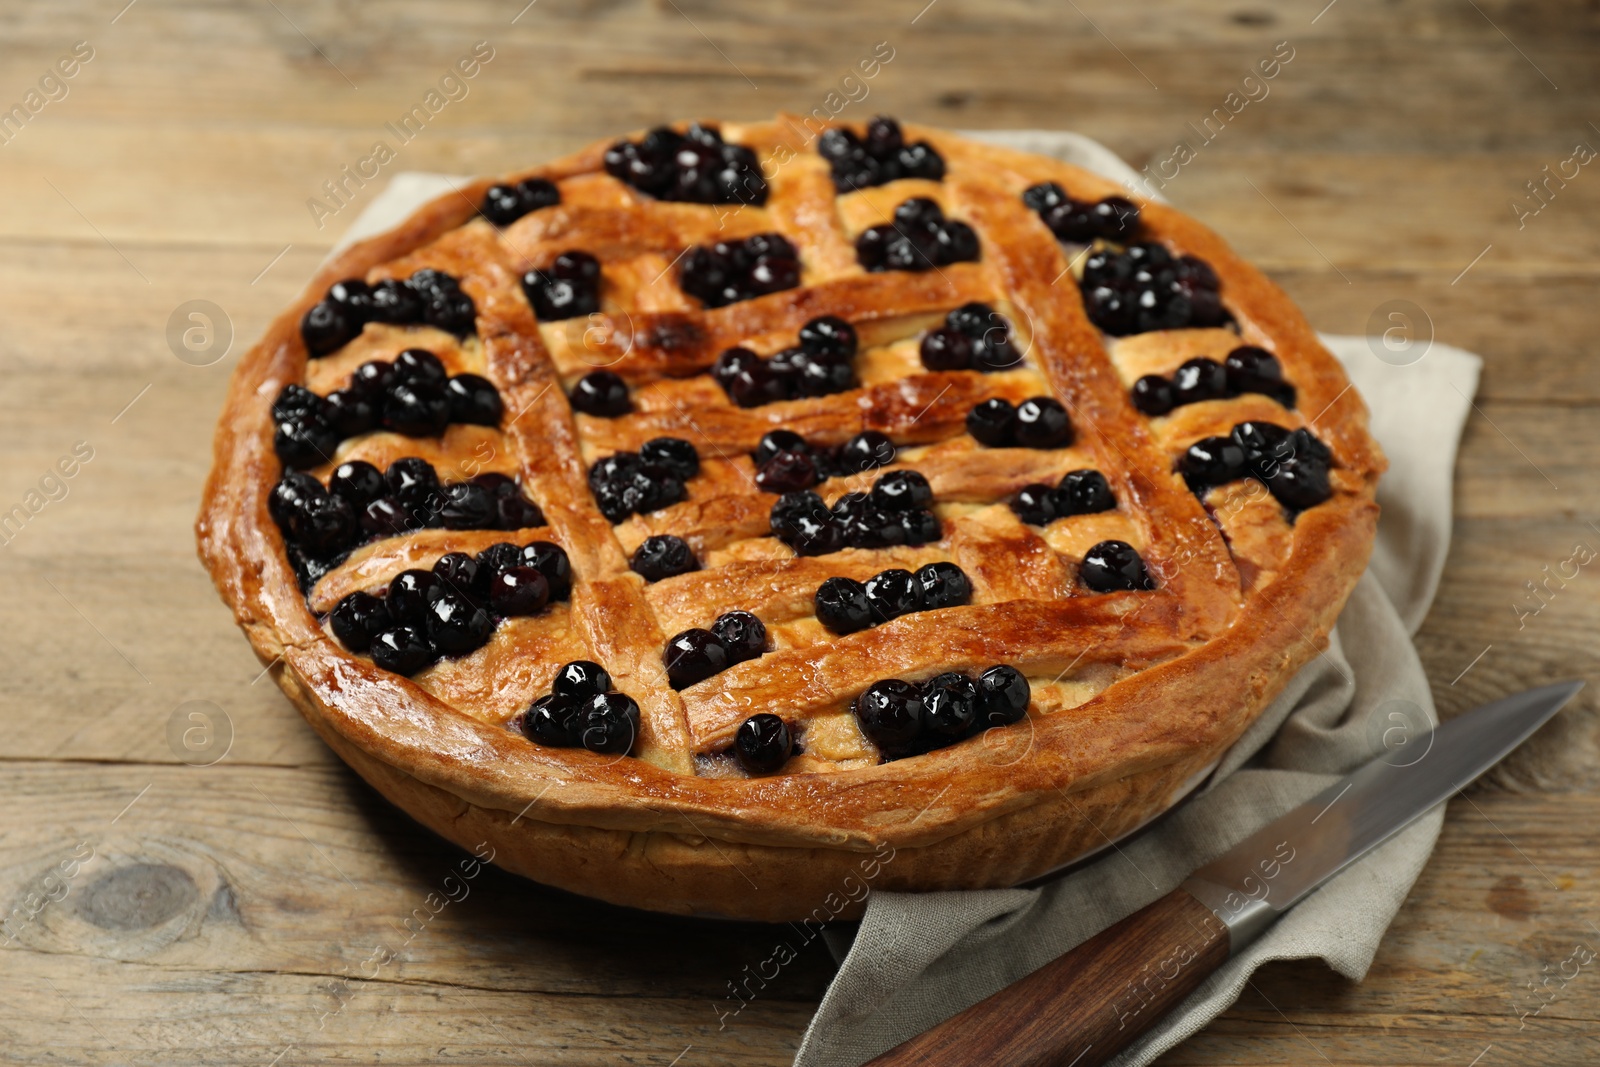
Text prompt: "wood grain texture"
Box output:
[[0, 0, 1596, 1063]]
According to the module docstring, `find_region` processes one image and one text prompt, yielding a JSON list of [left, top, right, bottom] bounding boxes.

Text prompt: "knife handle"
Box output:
[[863, 887, 1231, 1067]]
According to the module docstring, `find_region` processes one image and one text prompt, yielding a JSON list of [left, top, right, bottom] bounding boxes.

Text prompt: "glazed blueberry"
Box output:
[[438, 481, 496, 530], [425, 593, 493, 656], [361, 496, 412, 538], [350, 359, 396, 396], [975, 665, 1030, 727], [368, 625, 436, 675], [268, 471, 325, 528], [756, 450, 820, 494], [1009, 483, 1058, 526], [411, 270, 477, 337], [713, 347, 761, 388], [754, 429, 809, 465], [494, 493, 546, 531], [711, 611, 767, 664], [920, 327, 974, 371], [273, 384, 325, 423], [922, 673, 978, 739], [387, 569, 443, 625], [631, 535, 697, 581], [1056, 469, 1115, 516], [819, 117, 945, 192], [481, 177, 560, 226], [798, 316, 858, 360], [385, 458, 440, 509], [1264, 452, 1333, 510], [323, 389, 377, 437], [519, 541, 572, 599], [383, 381, 453, 437], [1014, 397, 1073, 449], [664, 628, 730, 689], [835, 431, 897, 475], [301, 300, 360, 357], [1081, 243, 1225, 336], [853, 679, 924, 751], [865, 569, 920, 622], [476, 541, 524, 577], [523, 693, 582, 747], [815, 576, 873, 634], [870, 470, 933, 512], [433, 551, 489, 602], [288, 493, 358, 554], [367, 279, 424, 326], [726, 361, 785, 408], [444, 375, 504, 426], [837, 501, 907, 550], [789, 510, 847, 556], [393, 348, 447, 386], [914, 562, 971, 610], [605, 124, 767, 206], [1180, 436, 1248, 492], [640, 437, 700, 481], [967, 397, 1018, 447], [770, 490, 828, 541], [329, 592, 391, 653], [680, 233, 799, 308], [899, 508, 943, 546], [1172, 358, 1229, 406], [1231, 420, 1294, 469], [550, 662, 611, 704], [1079, 540, 1156, 592], [273, 414, 338, 470], [1244, 426, 1333, 510], [1130, 374, 1176, 416], [734, 714, 793, 775], [523, 251, 602, 321], [569, 371, 631, 417], [796, 353, 858, 397], [856, 197, 979, 273], [327, 461, 385, 507], [580, 692, 639, 755]]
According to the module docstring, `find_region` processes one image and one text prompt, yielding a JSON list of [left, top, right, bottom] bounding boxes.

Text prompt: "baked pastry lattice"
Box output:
[[198, 117, 1383, 920]]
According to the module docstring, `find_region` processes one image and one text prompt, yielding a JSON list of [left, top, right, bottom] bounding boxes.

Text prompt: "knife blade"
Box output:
[[864, 680, 1584, 1067]]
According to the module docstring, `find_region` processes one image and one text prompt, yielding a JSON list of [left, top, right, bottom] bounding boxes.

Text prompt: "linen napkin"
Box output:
[[331, 135, 1482, 1066]]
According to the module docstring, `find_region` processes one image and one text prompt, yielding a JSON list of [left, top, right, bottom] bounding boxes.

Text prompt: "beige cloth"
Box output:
[[337, 142, 1482, 1066]]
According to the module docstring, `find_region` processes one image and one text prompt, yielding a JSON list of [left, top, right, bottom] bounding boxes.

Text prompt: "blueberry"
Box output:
[[301, 300, 359, 357], [1231, 421, 1294, 469], [899, 509, 942, 546], [520, 541, 572, 599], [712, 347, 760, 388], [323, 389, 377, 437], [1056, 470, 1115, 516], [664, 628, 730, 689], [679, 233, 796, 307], [387, 569, 443, 625], [834, 431, 897, 475], [1130, 374, 1176, 416], [495, 493, 546, 531], [798, 316, 858, 360], [273, 384, 325, 424], [581, 692, 639, 755], [640, 437, 699, 481], [288, 493, 358, 553], [269, 471, 325, 529], [438, 481, 496, 530], [796, 354, 857, 397], [1013, 397, 1073, 448], [1180, 436, 1247, 492], [360, 496, 412, 538], [631, 535, 697, 581], [1010, 483, 1058, 526], [553, 660, 611, 700], [734, 713, 792, 774], [870, 470, 933, 512], [814, 577, 872, 634], [854, 224, 898, 272], [853, 679, 923, 751], [935, 221, 980, 265], [922, 673, 978, 740], [382, 381, 452, 437], [1080, 540, 1156, 592], [897, 141, 945, 181], [975, 665, 1030, 727], [385, 458, 440, 509], [481, 177, 560, 226], [444, 374, 504, 426], [966, 398, 1018, 447], [523, 693, 583, 747], [726, 362, 786, 408], [329, 592, 390, 652], [755, 449, 819, 494], [1091, 196, 1140, 239], [789, 510, 847, 556], [393, 348, 447, 385], [865, 568, 920, 622], [864, 116, 904, 155], [894, 197, 943, 230], [770, 490, 828, 539], [1172, 357, 1228, 406], [368, 625, 436, 675], [475, 542, 523, 577], [554, 249, 600, 284], [425, 593, 493, 656], [711, 611, 767, 664], [367, 280, 424, 325], [1264, 454, 1333, 510], [1022, 182, 1068, 213], [915, 562, 971, 610], [838, 503, 907, 550], [569, 371, 631, 417], [350, 360, 396, 396], [432, 551, 489, 602], [524, 259, 602, 321], [920, 327, 974, 371], [273, 414, 338, 471]]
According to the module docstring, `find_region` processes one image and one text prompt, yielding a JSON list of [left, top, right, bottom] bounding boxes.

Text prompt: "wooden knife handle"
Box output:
[[863, 887, 1231, 1067]]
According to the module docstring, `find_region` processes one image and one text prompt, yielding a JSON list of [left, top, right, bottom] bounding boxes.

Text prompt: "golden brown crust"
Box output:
[[196, 118, 1383, 919]]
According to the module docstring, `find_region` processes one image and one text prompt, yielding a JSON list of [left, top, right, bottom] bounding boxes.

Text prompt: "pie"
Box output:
[[197, 116, 1383, 921]]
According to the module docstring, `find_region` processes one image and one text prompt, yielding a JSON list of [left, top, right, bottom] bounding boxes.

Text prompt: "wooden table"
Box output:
[[2, 2, 1596, 1063]]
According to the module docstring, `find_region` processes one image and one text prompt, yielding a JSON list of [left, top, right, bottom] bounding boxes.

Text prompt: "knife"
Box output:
[[865, 680, 1584, 1067]]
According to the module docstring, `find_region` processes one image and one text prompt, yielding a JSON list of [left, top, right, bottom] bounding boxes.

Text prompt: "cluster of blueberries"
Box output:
[[732, 713, 795, 775], [270, 459, 545, 587], [771, 470, 940, 557], [328, 540, 572, 676], [301, 269, 476, 357], [604, 123, 768, 207], [521, 661, 641, 757], [919, 302, 1021, 373], [272, 350, 503, 470], [856, 198, 980, 274], [1078, 540, 1157, 594], [630, 534, 699, 583], [818, 117, 945, 192], [523, 250, 601, 321], [1022, 182, 1141, 243], [853, 665, 1031, 760], [680, 233, 800, 308], [1080, 244, 1228, 337], [662, 610, 768, 689], [711, 315, 859, 408], [965, 396, 1074, 449], [1180, 421, 1334, 512], [751, 429, 896, 495], [480, 177, 561, 227], [1009, 469, 1116, 527], [814, 561, 972, 636], [1131, 346, 1295, 416], [587, 437, 700, 523]]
